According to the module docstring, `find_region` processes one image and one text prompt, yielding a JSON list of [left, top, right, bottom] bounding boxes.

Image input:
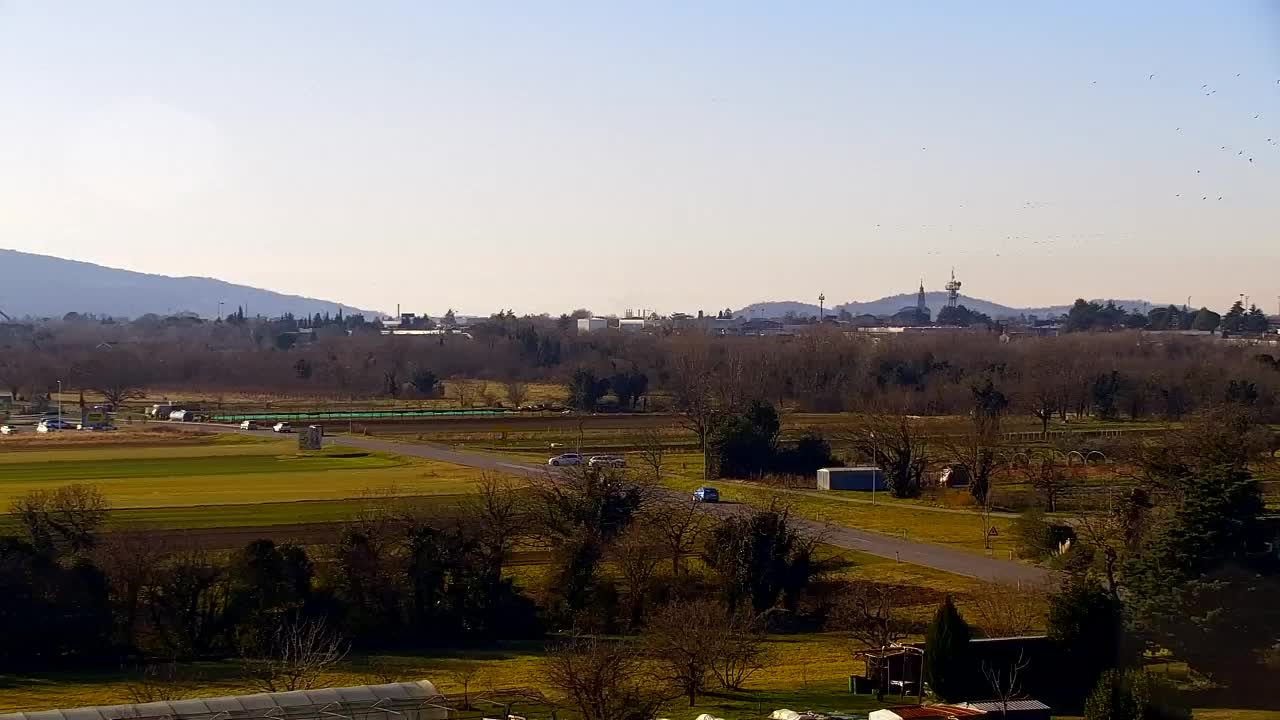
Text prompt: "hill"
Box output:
[[738, 294, 1164, 321], [0, 249, 383, 320]]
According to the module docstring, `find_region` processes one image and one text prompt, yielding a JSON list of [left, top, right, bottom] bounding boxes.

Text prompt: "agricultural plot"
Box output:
[[0, 434, 490, 529]]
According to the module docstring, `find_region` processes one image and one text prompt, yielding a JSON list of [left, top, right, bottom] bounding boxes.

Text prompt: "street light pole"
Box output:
[[57, 380, 62, 429], [871, 431, 878, 505]]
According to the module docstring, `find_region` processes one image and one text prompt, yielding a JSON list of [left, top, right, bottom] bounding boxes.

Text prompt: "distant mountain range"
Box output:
[[738, 293, 1167, 321], [0, 249, 383, 320]]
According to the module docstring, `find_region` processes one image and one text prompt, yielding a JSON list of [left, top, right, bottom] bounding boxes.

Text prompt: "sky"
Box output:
[[2, 1, 1280, 317]]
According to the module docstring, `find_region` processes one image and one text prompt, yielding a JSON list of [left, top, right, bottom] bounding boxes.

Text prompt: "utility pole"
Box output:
[[57, 380, 62, 429], [818, 293, 825, 323]]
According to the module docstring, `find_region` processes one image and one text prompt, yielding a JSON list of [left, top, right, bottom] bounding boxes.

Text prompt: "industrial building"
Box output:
[[577, 316, 608, 333]]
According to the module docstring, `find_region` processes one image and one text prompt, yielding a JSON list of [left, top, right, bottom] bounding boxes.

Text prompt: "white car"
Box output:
[[0, 425, 16, 435], [240, 420, 258, 430], [272, 422, 292, 433], [588, 455, 626, 468], [548, 453, 583, 466]]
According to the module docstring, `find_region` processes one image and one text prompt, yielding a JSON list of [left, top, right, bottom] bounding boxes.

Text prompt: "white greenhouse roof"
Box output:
[[0, 681, 445, 720]]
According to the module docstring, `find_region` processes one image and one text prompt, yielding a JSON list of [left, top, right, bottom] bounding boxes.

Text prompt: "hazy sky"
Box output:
[[2, 2, 1279, 316]]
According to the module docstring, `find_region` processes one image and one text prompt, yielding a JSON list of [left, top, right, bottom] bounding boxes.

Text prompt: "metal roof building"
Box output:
[[0, 681, 447, 720]]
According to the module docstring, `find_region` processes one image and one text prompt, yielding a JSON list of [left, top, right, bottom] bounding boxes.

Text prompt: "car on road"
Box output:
[[0, 425, 17, 435], [37, 419, 74, 432], [692, 486, 720, 503], [588, 454, 626, 468], [77, 422, 115, 431], [239, 420, 258, 430], [272, 422, 292, 433], [548, 452, 583, 466]]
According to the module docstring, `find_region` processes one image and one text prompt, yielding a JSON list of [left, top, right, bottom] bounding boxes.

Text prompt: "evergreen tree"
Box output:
[[1124, 461, 1276, 683], [1189, 307, 1219, 331], [924, 596, 972, 701], [1221, 300, 1246, 333], [1047, 576, 1129, 702]]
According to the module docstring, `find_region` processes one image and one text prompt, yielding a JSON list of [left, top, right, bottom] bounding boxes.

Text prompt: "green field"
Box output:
[[0, 435, 488, 527]]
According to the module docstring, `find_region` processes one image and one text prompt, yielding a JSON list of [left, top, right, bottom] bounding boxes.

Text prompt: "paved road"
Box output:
[[330, 434, 1049, 584], [178, 423, 1051, 583]]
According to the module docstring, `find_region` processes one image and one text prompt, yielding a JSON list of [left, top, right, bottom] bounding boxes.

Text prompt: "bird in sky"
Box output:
[[1149, 73, 1156, 80]]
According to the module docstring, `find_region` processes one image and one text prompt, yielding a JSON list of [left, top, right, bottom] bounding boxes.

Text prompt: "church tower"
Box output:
[[917, 280, 927, 313]]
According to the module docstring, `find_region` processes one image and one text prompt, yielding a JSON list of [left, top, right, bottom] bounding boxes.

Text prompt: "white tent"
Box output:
[[0, 681, 447, 720]]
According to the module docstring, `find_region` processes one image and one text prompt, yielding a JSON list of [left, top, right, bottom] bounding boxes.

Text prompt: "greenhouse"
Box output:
[[0, 681, 448, 720]]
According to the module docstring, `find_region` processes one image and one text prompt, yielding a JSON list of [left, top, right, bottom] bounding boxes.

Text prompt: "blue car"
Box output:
[[692, 486, 720, 503]]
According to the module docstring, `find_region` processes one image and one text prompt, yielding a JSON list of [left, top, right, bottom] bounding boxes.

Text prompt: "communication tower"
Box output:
[[945, 269, 962, 309]]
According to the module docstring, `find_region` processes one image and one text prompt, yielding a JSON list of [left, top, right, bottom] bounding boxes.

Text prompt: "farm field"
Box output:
[[0, 432, 491, 528]]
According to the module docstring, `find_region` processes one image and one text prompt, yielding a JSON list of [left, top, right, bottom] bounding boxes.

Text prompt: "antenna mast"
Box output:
[[945, 268, 962, 309]]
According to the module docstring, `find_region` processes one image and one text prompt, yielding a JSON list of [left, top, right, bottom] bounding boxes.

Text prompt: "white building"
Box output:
[[618, 318, 646, 333], [577, 317, 609, 333]]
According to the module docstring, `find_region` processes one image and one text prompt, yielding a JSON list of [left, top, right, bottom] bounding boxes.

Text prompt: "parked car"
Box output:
[[77, 422, 115, 431], [548, 452, 583, 466], [0, 425, 17, 435], [588, 455, 626, 468], [272, 422, 292, 433], [692, 486, 720, 503], [37, 419, 74, 432], [239, 420, 258, 430]]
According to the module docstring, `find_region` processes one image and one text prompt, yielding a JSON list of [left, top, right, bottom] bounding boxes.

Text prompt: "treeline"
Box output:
[[0, 471, 833, 692], [8, 313, 1280, 423]]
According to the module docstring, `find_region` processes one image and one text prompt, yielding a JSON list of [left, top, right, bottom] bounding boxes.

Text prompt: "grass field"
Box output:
[[0, 433, 490, 528]]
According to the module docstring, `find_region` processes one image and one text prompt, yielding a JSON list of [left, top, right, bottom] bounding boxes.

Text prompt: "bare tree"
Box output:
[[504, 379, 529, 408], [10, 484, 110, 554], [647, 495, 710, 575], [462, 472, 527, 577], [242, 618, 349, 693], [611, 523, 664, 629], [642, 600, 725, 707], [982, 649, 1031, 718], [450, 380, 473, 408], [834, 581, 907, 651], [669, 342, 724, 480], [838, 414, 929, 498], [94, 530, 169, 650], [1020, 456, 1074, 512], [126, 661, 190, 702], [635, 427, 668, 486], [966, 580, 1050, 638], [444, 662, 483, 709], [709, 611, 771, 691], [544, 635, 673, 720], [76, 348, 148, 409]]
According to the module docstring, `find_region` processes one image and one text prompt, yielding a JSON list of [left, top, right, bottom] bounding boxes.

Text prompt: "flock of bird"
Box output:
[[1154, 70, 1276, 202], [869, 70, 1275, 258]]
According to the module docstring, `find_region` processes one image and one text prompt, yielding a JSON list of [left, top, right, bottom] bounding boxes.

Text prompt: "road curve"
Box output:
[[321, 434, 1049, 584], [174, 423, 1051, 583]]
